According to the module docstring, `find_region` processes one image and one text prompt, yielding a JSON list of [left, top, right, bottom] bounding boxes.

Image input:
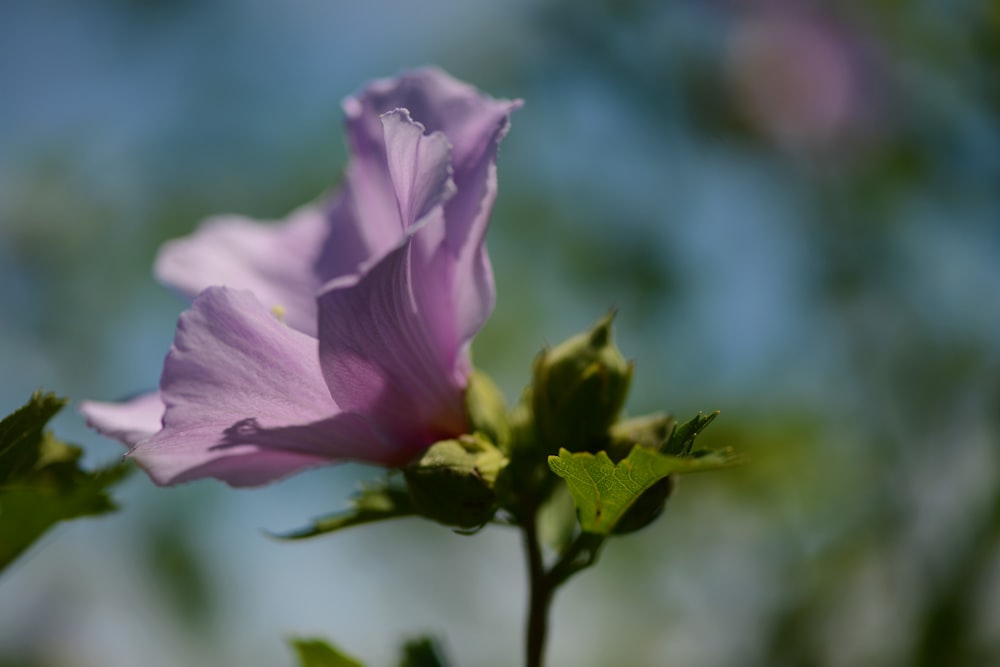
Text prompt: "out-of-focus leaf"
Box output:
[[663, 411, 719, 456], [548, 444, 741, 535], [0, 392, 66, 484], [0, 392, 129, 571], [398, 636, 450, 667], [275, 480, 416, 540], [289, 638, 365, 667]]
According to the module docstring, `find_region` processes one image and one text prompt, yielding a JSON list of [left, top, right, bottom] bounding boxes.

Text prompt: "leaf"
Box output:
[[548, 444, 741, 535], [398, 636, 450, 667], [275, 480, 416, 540], [290, 638, 365, 667], [0, 392, 130, 571], [663, 410, 720, 456], [0, 391, 66, 484]]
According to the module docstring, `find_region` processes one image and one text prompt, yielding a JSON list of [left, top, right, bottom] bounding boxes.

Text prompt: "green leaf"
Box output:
[[398, 636, 450, 667], [0, 392, 130, 571], [290, 638, 365, 667], [0, 391, 67, 484], [547, 444, 741, 535], [275, 480, 416, 540], [663, 411, 719, 456]]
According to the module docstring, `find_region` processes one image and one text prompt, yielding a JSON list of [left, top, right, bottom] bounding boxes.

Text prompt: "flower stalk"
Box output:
[[521, 506, 605, 667]]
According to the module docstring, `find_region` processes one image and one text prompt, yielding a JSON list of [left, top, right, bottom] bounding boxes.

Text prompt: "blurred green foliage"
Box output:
[[0, 393, 128, 571]]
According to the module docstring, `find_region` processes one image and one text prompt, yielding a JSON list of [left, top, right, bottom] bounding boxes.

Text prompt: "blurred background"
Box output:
[[1, 0, 998, 665]]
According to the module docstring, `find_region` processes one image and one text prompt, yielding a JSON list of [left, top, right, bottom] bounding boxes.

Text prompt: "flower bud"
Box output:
[[607, 412, 676, 461], [531, 313, 633, 452], [403, 435, 507, 529]]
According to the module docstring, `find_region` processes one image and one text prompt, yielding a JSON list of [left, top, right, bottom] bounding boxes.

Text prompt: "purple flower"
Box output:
[[81, 68, 520, 487]]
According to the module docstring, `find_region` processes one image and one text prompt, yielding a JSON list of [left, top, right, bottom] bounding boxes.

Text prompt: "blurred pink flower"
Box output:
[[82, 68, 520, 486], [726, 9, 872, 152]]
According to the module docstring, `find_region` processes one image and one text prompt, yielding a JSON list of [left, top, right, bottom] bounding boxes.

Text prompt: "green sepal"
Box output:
[[548, 444, 742, 535], [398, 636, 450, 667], [404, 435, 507, 529], [464, 369, 510, 447], [289, 637, 366, 667], [275, 480, 416, 540], [0, 391, 130, 571]]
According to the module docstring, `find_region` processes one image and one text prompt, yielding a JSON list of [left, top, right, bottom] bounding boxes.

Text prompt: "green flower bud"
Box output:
[[607, 412, 676, 462], [403, 435, 508, 529], [531, 312, 633, 452]]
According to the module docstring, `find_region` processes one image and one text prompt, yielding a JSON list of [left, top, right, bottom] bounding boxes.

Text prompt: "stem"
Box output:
[[549, 532, 602, 589], [522, 511, 605, 667], [523, 512, 551, 667]]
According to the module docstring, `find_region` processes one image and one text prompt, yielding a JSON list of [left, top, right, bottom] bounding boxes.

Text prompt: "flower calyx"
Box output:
[[403, 434, 508, 529]]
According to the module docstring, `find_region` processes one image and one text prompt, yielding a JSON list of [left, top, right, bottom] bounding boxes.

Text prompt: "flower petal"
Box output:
[[153, 203, 369, 337], [440, 101, 518, 346], [317, 232, 468, 461], [345, 68, 518, 190], [79, 391, 164, 448], [314, 71, 520, 454], [381, 109, 456, 229], [132, 287, 392, 486], [342, 68, 520, 263]]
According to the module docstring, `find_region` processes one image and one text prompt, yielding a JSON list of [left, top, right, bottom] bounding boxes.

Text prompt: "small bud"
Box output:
[[531, 312, 633, 452], [403, 435, 508, 529], [607, 412, 676, 462]]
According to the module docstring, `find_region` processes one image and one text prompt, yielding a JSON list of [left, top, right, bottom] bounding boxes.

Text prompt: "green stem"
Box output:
[[522, 511, 605, 667], [549, 532, 603, 589], [523, 511, 551, 667]]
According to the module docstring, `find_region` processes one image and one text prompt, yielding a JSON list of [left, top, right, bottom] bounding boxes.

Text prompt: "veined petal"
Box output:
[[345, 68, 519, 185], [133, 287, 391, 486], [314, 70, 521, 456], [341, 68, 520, 263], [154, 203, 368, 337], [381, 109, 456, 229], [79, 391, 165, 448], [398, 77, 517, 366], [317, 232, 467, 461]]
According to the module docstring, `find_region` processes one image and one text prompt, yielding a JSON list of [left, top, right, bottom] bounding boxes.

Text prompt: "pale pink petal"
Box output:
[[340, 68, 520, 264], [381, 109, 456, 229], [133, 287, 393, 486], [153, 203, 368, 337], [317, 234, 467, 462], [79, 392, 164, 448]]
